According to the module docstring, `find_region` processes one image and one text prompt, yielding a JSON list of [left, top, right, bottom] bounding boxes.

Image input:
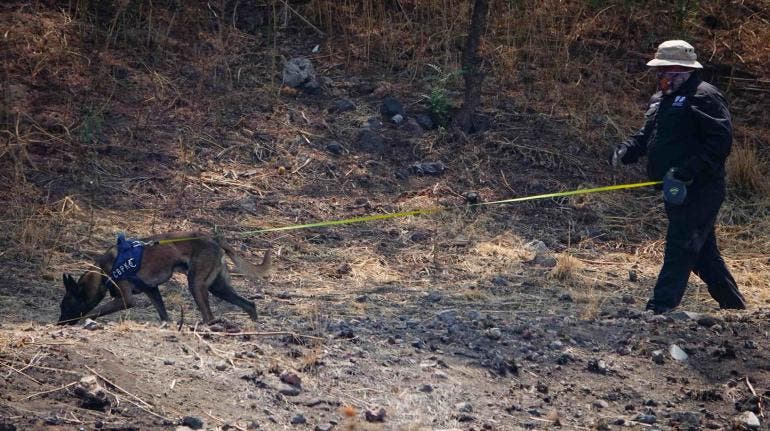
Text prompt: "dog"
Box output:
[[58, 231, 272, 325]]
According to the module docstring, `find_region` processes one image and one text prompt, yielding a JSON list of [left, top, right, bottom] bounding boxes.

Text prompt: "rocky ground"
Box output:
[[1, 250, 768, 430]]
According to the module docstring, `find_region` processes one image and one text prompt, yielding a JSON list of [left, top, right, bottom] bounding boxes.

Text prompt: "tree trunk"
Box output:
[[452, 0, 490, 134]]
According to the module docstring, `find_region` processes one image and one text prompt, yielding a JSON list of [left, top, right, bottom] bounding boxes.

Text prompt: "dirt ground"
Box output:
[[2, 2, 770, 430]]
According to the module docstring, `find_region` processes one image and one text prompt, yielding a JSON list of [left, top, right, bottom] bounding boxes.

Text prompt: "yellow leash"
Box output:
[[240, 180, 662, 235]]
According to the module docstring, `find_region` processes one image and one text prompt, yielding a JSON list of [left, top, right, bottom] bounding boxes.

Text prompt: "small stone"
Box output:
[[737, 411, 761, 429], [163, 359, 175, 366], [391, 114, 404, 124], [280, 370, 302, 387], [549, 340, 564, 350], [315, 424, 334, 431], [380, 97, 404, 117], [215, 361, 228, 371], [670, 344, 688, 361], [696, 314, 720, 328], [325, 142, 345, 156], [278, 384, 301, 396], [365, 407, 386, 422], [290, 414, 306, 425], [485, 328, 502, 340], [433, 370, 449, 380], [652, 350, 665, 364], [82, 319, 102, 330], [628, 270, 638, 282], [418, 384, 433, 393], [559, 293, 573, 302], [668, 311, 701, 322], [592, 400, 609, 409], [587, 359, 608, 375], [181, 416, 204, 430], [621, 294, 636, 304], [425, 291, 442, 302], [491, 276, 509, 286], [415, 113, 435, 130], [455, 402, 473, 413]]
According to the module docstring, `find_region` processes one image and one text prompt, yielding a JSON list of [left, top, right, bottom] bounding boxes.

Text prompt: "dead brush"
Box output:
[[548, 253, 582, 283], [726, 142, 769, 196]]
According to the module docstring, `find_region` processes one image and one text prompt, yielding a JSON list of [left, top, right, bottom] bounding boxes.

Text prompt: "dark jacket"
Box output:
[[619, 73, 732, 182]]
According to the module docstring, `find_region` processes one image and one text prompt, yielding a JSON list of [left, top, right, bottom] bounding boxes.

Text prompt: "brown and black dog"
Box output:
[[58, 231, 271, 325]]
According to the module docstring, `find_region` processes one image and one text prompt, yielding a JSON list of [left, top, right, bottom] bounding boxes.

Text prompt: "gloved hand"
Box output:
[[610, 146, 628, 167], [662, 168, 692, 205]]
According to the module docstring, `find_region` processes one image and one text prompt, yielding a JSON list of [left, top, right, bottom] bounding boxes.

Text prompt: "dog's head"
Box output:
[[58, 273, 102, 325]]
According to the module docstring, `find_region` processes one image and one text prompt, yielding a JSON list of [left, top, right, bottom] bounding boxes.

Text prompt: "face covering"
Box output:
[[657, 70, 692, 95]]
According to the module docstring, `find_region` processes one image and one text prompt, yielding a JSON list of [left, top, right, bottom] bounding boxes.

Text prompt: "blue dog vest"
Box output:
[[111, 234, 145, 282]]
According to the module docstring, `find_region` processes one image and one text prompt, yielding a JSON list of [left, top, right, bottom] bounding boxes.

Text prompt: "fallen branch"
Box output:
[[206, 331, 324, 340], [84, 365, 153, 410], [1, 361, 42, 385], [20, 381, 78, 400]]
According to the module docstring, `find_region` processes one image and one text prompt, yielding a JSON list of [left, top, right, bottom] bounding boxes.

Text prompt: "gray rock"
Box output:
[[215, 361, 228, 371], [628, 270, 638, 282], [668, 310, 701, 322], [669, 412, 701, 428], [282, 57, 317, 89], [737, 411, 760, 429], [278, 384, 301, 396], [380, 97, 404, 117], [455, 402, 473, 413], [365, 407, 386, 422], [325, 141, 345, 156], [525, 240, 550, 255], [549, 340, 564, 350], [82, 318, 102, 330], [408, 161, 446, 176], [669, 344, 688, 361], [491, 276, 509, 286], [437, 310, 457, 324], [425, 291, 442, 302], [290, 414, 306, 425], [652, 350, 665, 364], [587, 359, 608, 374], [181, 416, 204, 430], [696, 314, 721, 328], [315, 424, 334, 431], [418, 384, 433, 393], [280, 370, 302, 387], [485, 327, 502, 340], [391, 114, 404, 124], [415, 113, 435, 130], [592, 400, 609, 409]]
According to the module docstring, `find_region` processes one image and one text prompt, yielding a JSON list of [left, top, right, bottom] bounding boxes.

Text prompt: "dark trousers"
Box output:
[[646, 180, 746, 313]]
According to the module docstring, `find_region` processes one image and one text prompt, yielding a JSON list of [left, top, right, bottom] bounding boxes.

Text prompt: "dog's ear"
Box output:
[[62, 273, 77, 293]]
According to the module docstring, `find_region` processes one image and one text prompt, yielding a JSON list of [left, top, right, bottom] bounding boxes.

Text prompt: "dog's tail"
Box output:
[[218, 239, 272, 282]]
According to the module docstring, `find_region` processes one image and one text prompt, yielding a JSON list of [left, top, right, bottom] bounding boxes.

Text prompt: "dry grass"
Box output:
[[727, 142, 769, 196], [549, 253, 583, 283]]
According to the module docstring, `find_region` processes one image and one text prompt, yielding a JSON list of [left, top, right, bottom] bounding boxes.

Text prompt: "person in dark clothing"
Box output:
[[611, 40, 746, 314]]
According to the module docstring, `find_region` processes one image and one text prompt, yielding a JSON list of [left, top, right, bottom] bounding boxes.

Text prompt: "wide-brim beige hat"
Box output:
[[646, 40, 703, 68]]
